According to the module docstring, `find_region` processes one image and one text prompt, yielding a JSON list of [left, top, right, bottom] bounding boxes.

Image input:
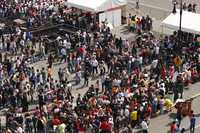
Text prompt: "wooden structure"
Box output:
[[175, 99, 192, 116], [174, 93, 200, 116]]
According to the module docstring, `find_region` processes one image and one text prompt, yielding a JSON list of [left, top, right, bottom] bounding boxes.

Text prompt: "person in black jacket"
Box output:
[[21, 93, 29, 112], [38, 93, 44, 113], [83, 70, 90, 86]]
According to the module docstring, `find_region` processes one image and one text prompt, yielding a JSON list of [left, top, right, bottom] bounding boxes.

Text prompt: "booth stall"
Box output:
[[161, 10, 200, 34], [66, 0, 127, 27]]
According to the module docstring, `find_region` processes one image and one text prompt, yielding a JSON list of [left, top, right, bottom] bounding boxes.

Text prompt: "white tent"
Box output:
[[66, 0, 126, 27], [66, 0, 126, 12], [161, 10, 200, 34]]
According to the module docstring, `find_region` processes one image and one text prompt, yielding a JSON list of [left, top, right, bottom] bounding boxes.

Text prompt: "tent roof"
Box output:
[[66, 0, 126, 12], [161, 10, 200, 34]]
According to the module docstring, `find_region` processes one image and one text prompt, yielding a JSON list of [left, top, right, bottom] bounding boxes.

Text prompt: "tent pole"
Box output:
[[94, 12, 97, 25], [178, 0, 183, 53]]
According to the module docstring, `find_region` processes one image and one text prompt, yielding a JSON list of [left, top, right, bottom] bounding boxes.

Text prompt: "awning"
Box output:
[[66, 0, 127, 12], [161, 10, 200, 34]]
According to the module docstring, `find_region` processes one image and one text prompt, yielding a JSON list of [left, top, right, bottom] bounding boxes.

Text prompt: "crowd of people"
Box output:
[[182, 2, 197, 13], [127, 13, 153, 33], [0, 0, 200, 133], [0, 0, 94, 30], [173, 0, 198, 13]]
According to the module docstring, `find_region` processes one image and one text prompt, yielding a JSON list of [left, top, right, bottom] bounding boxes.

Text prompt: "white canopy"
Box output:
[[66, 0, 126, 12], [161, 10, 200, 34]]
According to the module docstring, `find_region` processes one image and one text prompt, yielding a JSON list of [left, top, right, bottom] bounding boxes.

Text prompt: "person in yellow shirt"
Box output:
[[47, 67, 53, 78], [130, 18, 135, 32], [128, 13, 132, 30], [131, 109, 138, 128], [57, 122, 66, 133], [164, 99, 173, 112]]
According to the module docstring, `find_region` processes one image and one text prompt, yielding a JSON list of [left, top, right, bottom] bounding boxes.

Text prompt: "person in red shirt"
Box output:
[[146, 104, 152, 119], [52, 117, 61, 126], [76, 119, 86, 133], [161, 65, 167, 80], [170, 121, 177, 133], [100, 119, 112, 133]]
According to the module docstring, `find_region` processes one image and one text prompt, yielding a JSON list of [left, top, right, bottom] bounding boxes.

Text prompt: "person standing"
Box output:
[[159, 97, 165, 115], [60, 47, 67, 63], [38, 93, 44, 113], [83, 70, 90, 86], [48, 54, 53, 68], [130, 108, 138, 128], [136, 0, 140, 9], [177, 75, 184, 99], [91, 58, 98, 76], [22, 93, 29, 112], [176, 111, 182, 128], [37, 115, 47, 133], [170, 121, 177, 133], [41, 67, 46, 84], [141, 119, 148, 133], [190, 114, 196, 133]]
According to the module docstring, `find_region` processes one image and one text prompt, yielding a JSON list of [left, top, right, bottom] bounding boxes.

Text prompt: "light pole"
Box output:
[[178, 0, 183, 54], [178, 0, 183, 34], [172, 0, 183, 54]]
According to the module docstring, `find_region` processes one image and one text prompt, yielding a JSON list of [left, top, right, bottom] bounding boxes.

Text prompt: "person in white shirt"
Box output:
[[124, 39, 129, 49], [60, 47, 67, 63], [91, 59, 98, 75], [124, 106, 130, 118], [16, 125, 24, 133], [155, 44, 160, 55], [141, 119, 148, 133]]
